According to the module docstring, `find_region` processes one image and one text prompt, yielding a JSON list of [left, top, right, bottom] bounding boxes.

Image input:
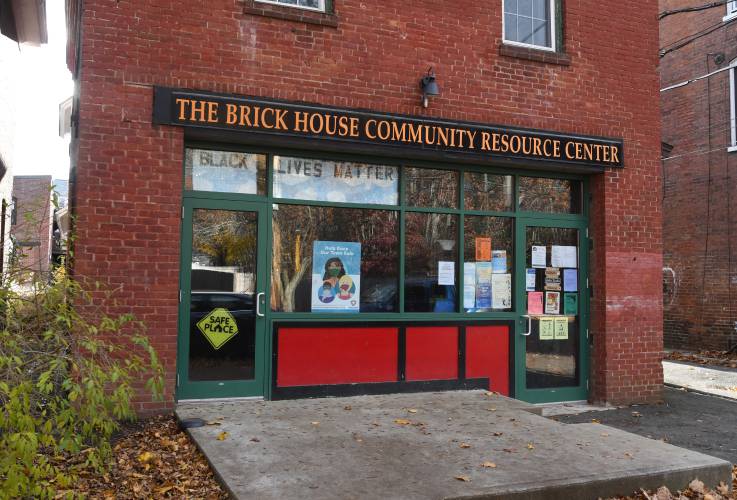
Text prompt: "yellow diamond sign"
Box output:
[[197, 308, 238, 350]]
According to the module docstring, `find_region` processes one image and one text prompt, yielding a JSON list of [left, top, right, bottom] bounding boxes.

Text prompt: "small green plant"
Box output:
[[0, 264, 164, 498]]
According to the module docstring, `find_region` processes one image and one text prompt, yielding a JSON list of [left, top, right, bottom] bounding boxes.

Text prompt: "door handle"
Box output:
[[521, 315, 532, 336], [256, 292, 265, 317]]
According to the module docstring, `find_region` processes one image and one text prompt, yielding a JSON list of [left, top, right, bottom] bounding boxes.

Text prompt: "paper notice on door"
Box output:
[[475, 262, 492, 308], [438, 261, 455, 286], [527, 292, 543, 314], [475, 237, 491, 261], [551, 245, 577, 268], [553, 317, 569, 340], [545, 291, 560, 314], [563, 268, 578, 292], [526, 268, 537, 291], [491, 273, 512, 309], [532, 246, 547, 268], [464, 263, 476, 309], [539, 317, 555, 340]]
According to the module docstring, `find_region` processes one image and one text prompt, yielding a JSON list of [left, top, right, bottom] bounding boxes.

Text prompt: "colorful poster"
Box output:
[[464, 263, 476, 309], [311, 241, 361, 312], [527, 292, 543, 314], [475, 262, 492, 308], [551, 245, 577, 268], [491, 250, 507, 273], [539, 317, 555, 340], [475, 238, 491, 261], [563, 269, 578, 292], [544, 267, 562, 291], [491, 274, 512, 309], [438, 261, 455, 286], [545, 291, 560, 315], [564, 293, 578, 315], [526, 268, 537, 292], [531, 245, 547, 268], [553, 317, 569, 340]]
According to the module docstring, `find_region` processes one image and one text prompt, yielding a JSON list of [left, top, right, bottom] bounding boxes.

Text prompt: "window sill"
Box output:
[[728, 145, 737, 153], [499, 44, 571, 66], [723, 11, 737, 22], [242, 0, 338, 27]]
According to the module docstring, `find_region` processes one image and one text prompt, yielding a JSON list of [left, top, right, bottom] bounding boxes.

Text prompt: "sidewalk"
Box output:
[[663, 359, 737, 400], [177, 391, 730, 500]]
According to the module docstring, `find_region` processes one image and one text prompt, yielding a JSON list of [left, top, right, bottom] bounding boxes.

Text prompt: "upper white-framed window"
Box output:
[[725, 1, 737, 21], [503, 0, 557, 52], [255, 0, 325, 12], [729, 58, 737, 152]]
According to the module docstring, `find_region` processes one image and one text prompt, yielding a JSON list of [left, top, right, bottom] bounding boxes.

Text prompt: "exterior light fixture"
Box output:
[[420, 67, 440, 108]]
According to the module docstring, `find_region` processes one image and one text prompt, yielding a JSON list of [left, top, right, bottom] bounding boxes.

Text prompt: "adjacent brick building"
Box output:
[[660, 0, 737, 351], [10, 175, 53, 277], [65, 0, 663, 413]]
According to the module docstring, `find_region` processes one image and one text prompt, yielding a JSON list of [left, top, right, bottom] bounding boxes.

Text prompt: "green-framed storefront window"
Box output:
[[181, 145, 588, 321]]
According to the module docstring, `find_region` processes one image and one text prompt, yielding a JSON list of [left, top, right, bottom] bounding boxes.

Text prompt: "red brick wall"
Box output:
[[68, 0, 663, 410], [660, 0, 737, 351]]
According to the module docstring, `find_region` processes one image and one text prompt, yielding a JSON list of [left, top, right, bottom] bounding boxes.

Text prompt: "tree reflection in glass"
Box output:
[[404, 212, 458, 312], [271, 205, 398, 312]]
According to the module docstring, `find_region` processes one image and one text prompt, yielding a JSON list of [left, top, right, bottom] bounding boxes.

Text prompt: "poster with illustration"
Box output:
[[311, 241, 361, 312]]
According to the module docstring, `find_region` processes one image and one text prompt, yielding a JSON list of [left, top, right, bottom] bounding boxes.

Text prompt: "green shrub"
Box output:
[[0, 267, 164, 498]]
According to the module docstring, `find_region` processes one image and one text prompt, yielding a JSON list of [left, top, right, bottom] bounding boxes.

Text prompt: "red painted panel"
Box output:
[[466, 326, 510, 396], [277, 327, 398, 387], [405, 327, 458, 381]]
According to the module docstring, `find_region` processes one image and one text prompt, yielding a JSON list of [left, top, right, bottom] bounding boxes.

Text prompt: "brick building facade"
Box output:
[[660, 0, 737, 351], [65, 0, 662, 413]]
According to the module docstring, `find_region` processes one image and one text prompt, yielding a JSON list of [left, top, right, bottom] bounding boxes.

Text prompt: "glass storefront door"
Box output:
[[177, 198, 268, 399], [514, 218, 589, 403]]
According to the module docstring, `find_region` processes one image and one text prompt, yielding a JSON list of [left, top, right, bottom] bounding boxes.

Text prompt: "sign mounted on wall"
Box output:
[[153, 87, 624, 170]]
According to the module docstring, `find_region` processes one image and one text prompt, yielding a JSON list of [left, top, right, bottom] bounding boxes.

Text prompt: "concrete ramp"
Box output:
[[176, 391, 730, 500]]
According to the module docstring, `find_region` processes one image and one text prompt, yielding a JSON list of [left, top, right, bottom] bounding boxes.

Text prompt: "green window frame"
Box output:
[[181, 144, 588, 322]]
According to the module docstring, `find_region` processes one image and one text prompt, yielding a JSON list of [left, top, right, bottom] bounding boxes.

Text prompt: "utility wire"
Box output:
[[660, 15, 737, 57], [659, 0, 733, 20], [661, 62, 736, 91]]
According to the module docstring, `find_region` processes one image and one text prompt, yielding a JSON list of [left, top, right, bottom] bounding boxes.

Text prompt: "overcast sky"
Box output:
[[13, 1, 72, 180]]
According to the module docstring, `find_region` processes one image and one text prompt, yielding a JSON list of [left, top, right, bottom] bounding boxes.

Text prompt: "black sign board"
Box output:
[[153, 87, 624, 170]]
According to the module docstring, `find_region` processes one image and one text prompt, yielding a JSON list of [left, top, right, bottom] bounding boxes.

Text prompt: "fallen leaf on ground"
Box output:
[[455, 475, 471, 482], [460, 443, 471, 449], [631, 411, 642, 418], [407, 408, 418, 413], [503, 448, 515, 453], [311, 421, 320, 426], [394, 418, 412, 425], [138, 451, 155, 463], [205, 421, 221, 426], [591, 418, 601, 424], [526, 443, 534, 450], [216, 431, 229, 441], [343, 405, 352, 411], [493, 432, 503, 437], [487, 407, 497, 412], [250, 437, 260, 442], [481, 462, 497, 468], [601, 433, 609, 437]]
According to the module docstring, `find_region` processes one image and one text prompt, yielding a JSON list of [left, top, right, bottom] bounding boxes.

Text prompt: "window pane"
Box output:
[[532, 0, 547, 17], [504, 14, 518, 44], [524, 227, 580, 389], [464, 172, 514, 212], [185, 148, 266, 195], [517, 15, 534, 44], [273, 156, 399, 205], [518, 177, 582, 214], [533, 19, 549, 47], [519, 0, 533, 16], [189, 209, 258, 381], [504, 0, 518, 13], [463, 216, 513, 312], [405, 167, 458, 208], [271, 205, 398, 313], [405, 213, 458, 312]]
